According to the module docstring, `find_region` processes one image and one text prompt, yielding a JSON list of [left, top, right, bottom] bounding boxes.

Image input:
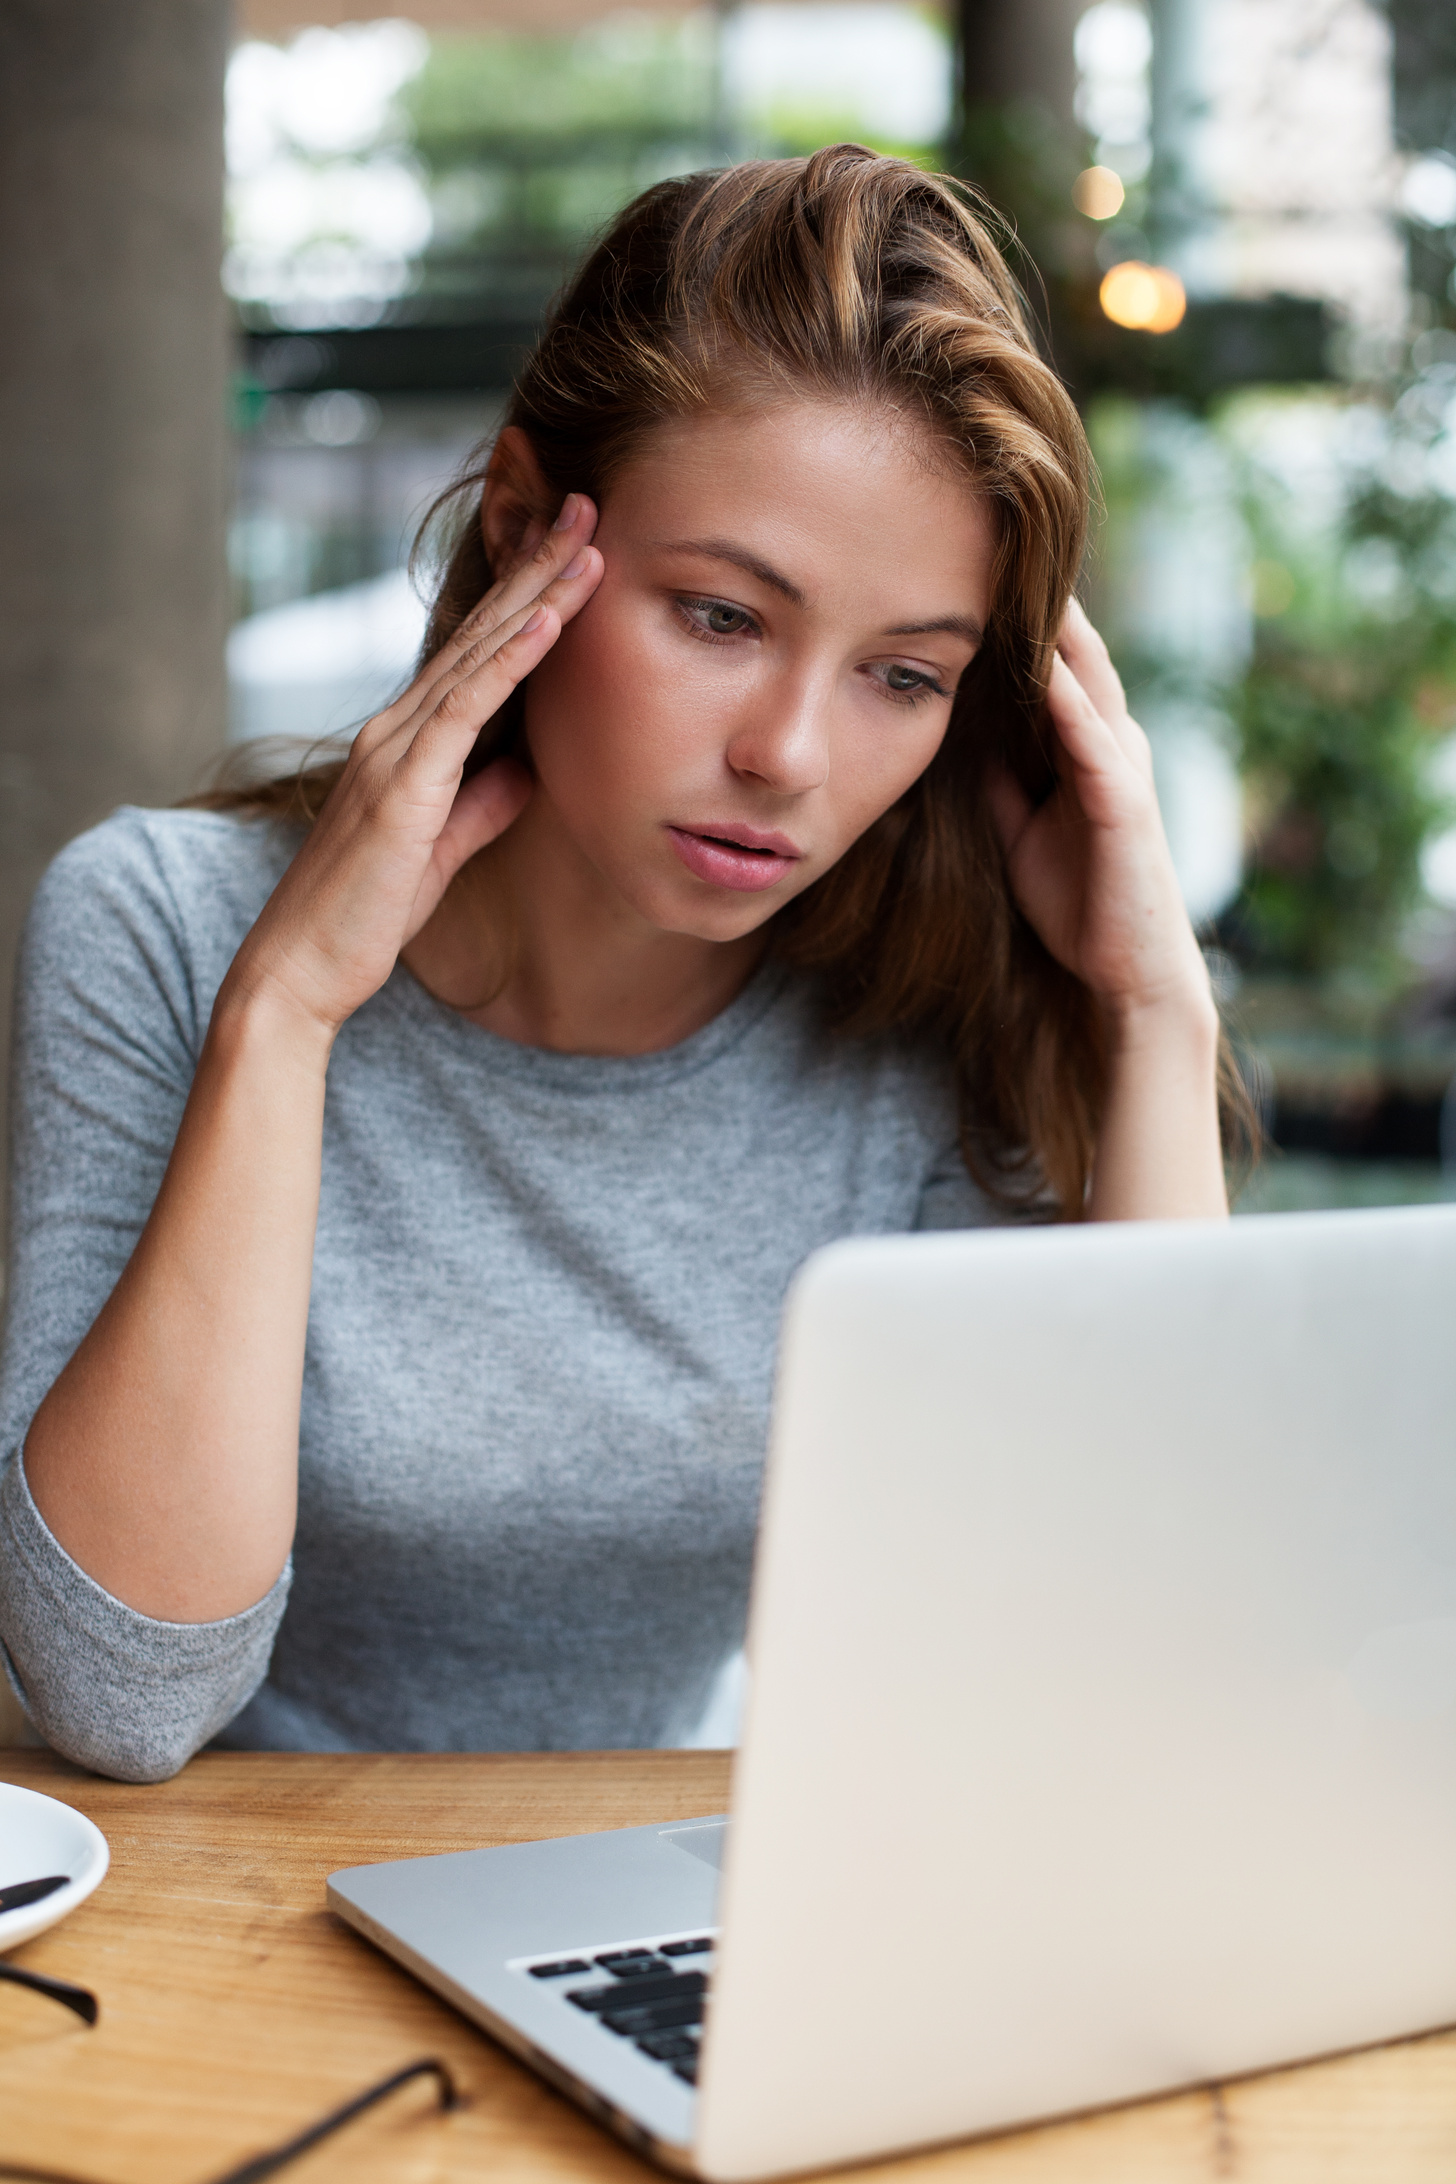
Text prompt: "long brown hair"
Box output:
[[208, 146, 1245, 1212]]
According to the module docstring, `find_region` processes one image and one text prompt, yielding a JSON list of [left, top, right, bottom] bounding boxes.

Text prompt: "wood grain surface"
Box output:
[[0, 1749, 1453, 2184]]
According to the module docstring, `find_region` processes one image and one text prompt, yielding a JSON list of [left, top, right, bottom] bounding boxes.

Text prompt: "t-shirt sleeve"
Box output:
[[0, 812, 290, 1782]]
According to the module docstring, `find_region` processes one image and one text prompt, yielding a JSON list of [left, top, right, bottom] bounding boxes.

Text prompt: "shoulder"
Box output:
[[33, 805, 297, 938], [19, 806, 301, 1053]]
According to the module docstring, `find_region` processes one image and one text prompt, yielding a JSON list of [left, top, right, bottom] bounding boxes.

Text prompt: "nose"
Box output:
[[724, 670, 832, 797]]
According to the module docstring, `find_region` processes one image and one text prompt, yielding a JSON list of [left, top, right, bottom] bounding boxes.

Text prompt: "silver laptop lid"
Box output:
[[698, 1208, 1456, 2180]]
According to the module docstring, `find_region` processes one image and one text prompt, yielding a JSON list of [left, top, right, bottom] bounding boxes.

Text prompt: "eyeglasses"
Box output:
[[0, 1967, 460, 2183], [0, 1963, 97, 2027]]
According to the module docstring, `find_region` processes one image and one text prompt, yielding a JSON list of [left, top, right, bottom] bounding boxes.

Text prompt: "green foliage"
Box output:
[[1235, 639, 1442, 982], [399, 20, 720, 270], [406, 23, 716, 158], [399, 15, 949, 280], [1225, 391, 1456, 986]]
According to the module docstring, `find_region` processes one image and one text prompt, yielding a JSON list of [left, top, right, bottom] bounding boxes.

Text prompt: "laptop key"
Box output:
[[672, 2058, 699, 2086], [568, 1971, 706, 2014], [636, 2031, 698, 2061], [528, 1959, 590, 1979], [595, 1949, 655, 1969], [601, 1955, 672, 1978], [601, 1995, 705, 2037], [660, 1938, 713, 1957]]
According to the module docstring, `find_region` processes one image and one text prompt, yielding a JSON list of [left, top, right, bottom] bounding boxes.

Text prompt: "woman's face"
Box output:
[[515, 401, 996, 943]]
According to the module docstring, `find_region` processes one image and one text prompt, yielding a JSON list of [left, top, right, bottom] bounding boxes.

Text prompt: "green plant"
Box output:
[[1223, 389, 1456, 987]]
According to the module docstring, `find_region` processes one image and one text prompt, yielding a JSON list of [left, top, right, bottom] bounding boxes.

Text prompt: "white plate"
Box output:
[[0, 1780, 110, 1950]]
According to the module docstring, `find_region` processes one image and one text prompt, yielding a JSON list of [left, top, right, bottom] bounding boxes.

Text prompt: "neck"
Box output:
[[402, 792, 769, 1057]]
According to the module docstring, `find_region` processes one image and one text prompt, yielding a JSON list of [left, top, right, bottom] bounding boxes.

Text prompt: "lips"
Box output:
[[666, 823, 803, 894]]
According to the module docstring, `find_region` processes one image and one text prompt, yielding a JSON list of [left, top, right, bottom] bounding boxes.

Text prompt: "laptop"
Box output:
[[329, 1205, 1456, 2180]]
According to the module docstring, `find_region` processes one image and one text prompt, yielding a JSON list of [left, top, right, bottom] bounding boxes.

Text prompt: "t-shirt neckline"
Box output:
[[386, 951, 794, 1092]]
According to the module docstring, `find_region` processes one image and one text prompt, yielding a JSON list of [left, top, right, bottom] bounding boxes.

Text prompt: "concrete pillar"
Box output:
[[0, 1, 230, 1740], [959, 0, 1086, 118], [0, 0, 230, 1171]]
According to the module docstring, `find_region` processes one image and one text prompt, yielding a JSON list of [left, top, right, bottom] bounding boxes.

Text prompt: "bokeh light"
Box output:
[[1099, 260, 1187, 333], [1071, 165, 1125, 220], [1400, 152, 1456, 230]]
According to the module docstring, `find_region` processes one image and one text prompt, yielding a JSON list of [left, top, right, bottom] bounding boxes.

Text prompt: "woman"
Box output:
[[0, 149, 1233, 1782]]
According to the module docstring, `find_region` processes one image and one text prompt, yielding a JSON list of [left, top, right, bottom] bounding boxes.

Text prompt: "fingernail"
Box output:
[[561, 550, 589, 580], [522, 606, 547, 634], [553, 492, 580, 532]]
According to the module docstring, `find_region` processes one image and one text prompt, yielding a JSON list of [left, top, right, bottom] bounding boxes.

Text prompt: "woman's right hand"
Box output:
[[22, 494, 602, 1639], [227, 493, 603, 1038]]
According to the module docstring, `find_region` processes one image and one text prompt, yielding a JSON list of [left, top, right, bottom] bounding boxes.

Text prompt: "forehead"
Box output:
[[600, 398, 993, 609]]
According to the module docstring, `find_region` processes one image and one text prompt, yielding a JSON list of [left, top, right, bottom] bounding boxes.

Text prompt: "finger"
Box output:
[[464, 540, 603, 661], [1056, 599, 1140, 759], [415, 545, 602, 738], [1045, 657, 1162, 834], [367, 536, 600, 781], [376, 494, 599, 738], [453, 492, 598, 653], [400, 757, 534, 946], [546, 540, 603, 622], [431, 756, 533, 882], [402, 600, 567, 789], [1046, 652, 1130, 778], [365, 594, 548, 771], [1057, 600, 1153, 778]]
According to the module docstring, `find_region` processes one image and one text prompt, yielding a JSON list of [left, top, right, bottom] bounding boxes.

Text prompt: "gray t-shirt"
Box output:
[[0, 807, 1008, 1782]]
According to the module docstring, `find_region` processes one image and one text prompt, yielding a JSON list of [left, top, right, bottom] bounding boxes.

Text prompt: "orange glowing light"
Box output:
[[1072, 165, 1125, 219], [1099, 261, 1187, 334]]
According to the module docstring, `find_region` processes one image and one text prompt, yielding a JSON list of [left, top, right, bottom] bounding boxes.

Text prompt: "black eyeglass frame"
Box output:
[[0, 1962, 98, 2026], [0, 1979, 460, 2184]]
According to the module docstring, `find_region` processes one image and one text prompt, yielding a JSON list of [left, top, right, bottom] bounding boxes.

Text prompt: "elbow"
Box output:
[[2, 1649, 210, 1783], [0, 1455, 290, 1784], [52, 1740, 197, 1786], [40, 1716, 206, 1786]]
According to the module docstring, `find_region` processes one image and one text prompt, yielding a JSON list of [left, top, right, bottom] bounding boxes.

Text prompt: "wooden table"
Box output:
[[2, 1750, 1455, 2184]]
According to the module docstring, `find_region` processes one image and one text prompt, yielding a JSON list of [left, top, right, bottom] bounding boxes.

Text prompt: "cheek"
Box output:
[[522, 595, 657, 802], [525, 589, 742, 796], [829, 711, 950, 845]]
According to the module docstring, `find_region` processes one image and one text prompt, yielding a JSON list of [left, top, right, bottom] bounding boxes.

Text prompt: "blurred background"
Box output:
[[4, 0, 1456, 1227]]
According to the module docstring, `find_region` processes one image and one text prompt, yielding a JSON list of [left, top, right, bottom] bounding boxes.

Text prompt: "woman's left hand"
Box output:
[[988, 597, 1211, 1031], [991, 599, 1228, 1221]]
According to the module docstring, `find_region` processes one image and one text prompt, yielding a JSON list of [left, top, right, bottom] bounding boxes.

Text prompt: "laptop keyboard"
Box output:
[[519, 1934, 715, 2086]]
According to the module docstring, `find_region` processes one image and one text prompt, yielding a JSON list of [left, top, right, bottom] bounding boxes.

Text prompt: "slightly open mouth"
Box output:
[[696, 834, 779, 858], [666, 825, 797, 891]]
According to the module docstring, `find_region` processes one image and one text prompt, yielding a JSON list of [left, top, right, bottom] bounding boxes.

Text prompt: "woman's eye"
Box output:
[[875, 662, 948, 704], [681, 597, 755, 639]]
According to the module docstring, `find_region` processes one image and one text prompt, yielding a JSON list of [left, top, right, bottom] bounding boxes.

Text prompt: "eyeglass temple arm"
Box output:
[[0, 1962, 99, 2026], [205, 2056, 460, 2184]]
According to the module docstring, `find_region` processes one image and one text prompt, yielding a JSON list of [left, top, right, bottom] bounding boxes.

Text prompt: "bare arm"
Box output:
[[1086, 991, 1224, 1221], [992, 600, 1228, 1223], [22, 499, 604, 1621]]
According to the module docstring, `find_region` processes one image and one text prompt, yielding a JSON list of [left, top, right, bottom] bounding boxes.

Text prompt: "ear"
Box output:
[[480, 426, 554, 573]]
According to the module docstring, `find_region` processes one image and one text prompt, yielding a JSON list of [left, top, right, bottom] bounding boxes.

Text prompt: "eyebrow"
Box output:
[[655, 537, 982, 648], [657, 536, 807, 607], [884, 612, 983, 646]]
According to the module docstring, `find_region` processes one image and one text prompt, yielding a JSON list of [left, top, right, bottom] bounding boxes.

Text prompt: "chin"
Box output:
[[684, 906, 782, 944], [630, 872, 791, 945]]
